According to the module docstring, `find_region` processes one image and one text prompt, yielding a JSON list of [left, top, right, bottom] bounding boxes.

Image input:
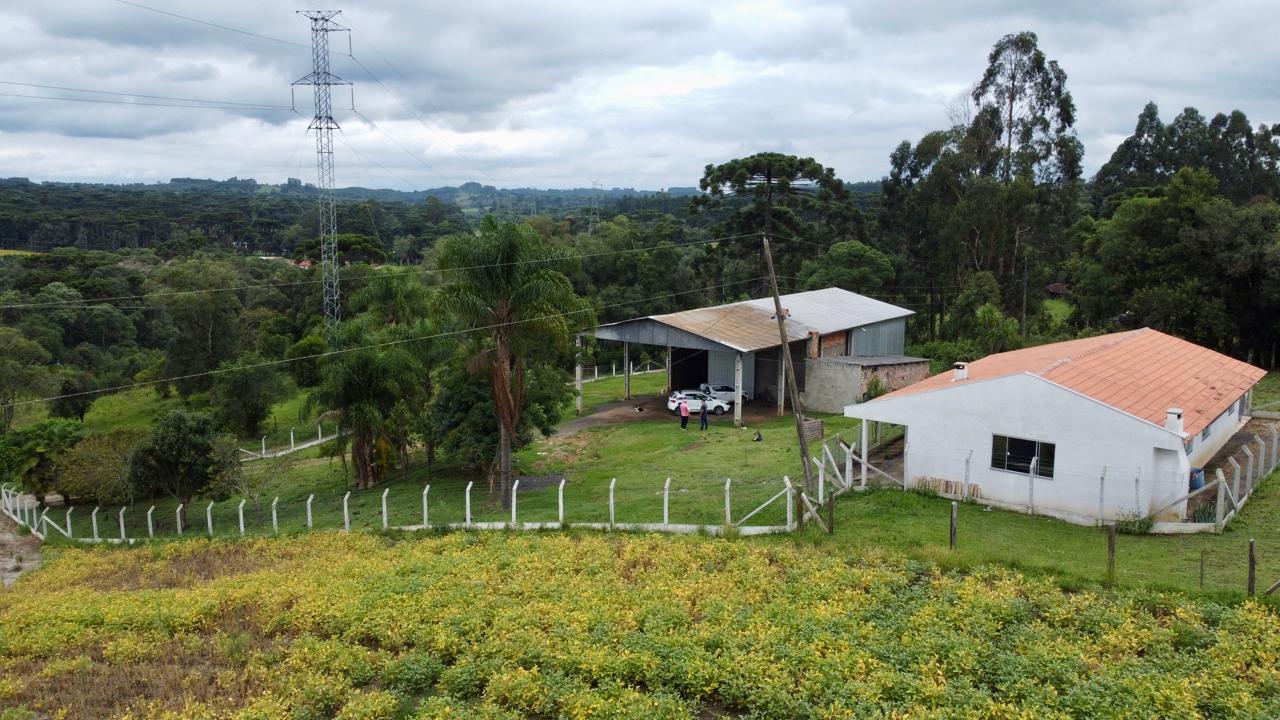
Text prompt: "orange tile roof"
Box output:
[[875, 328, 1266, 437]]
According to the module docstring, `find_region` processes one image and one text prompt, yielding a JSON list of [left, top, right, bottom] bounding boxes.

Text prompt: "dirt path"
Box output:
[[0, 515, 41, 587]]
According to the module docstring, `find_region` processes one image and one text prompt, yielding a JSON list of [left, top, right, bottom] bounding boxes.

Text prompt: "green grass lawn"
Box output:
[[576, 369, 668, 411], [39, 381, 1280, 600], [1043, 297, 1073, 329], [1256, 371, 1280, 410]]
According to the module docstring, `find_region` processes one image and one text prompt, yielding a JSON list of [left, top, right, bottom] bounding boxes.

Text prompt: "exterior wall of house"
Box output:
[[859, 361, 930, 398], [849, 318, 906, 356], [846, 373, 1191, 525], [1187, 389, 1253, 468]]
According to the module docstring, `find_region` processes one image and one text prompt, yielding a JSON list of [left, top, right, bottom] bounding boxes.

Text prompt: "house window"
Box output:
[[1201, 422, 1212, 441], [991, 434, 1056, 479]]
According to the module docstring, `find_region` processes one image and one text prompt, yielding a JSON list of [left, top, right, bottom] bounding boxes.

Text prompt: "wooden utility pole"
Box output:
[[763, 235, 815, 500]]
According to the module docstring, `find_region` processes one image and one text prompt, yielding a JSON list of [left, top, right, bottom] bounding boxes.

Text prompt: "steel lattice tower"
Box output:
[[294, 10, 350, 337]]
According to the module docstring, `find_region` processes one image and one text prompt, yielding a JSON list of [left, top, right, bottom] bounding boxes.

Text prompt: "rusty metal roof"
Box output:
[[638, 287, 913, 353]]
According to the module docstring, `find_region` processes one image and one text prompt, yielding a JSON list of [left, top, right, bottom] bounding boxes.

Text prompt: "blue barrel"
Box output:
[[1190, 467, 1205, 490]]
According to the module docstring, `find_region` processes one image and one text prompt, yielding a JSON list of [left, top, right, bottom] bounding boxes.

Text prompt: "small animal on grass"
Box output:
[[634, 405, 644, 412], [753, 431, 763, 442]]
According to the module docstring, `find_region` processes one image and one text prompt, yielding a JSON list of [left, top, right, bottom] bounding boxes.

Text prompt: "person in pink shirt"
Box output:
[[678, 397, 690, 430]]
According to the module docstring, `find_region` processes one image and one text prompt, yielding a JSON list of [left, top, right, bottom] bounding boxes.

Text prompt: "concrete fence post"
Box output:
[[557, 478, 566, 525], [422, 485, 430, 528], [784, 476, 794, 530], [663, 477, 671, 527], [963, 450, 973, 500], [40, 508, 48, 537], [342, 492, 351, 532], [511, 479, 520, 526], [237, 499, 246, 536], [1272, 427, 1279, 474], [65, 507, 73, 539], [271, 497, 279, 534], [381, 488, 390, 530], [306, 495, 314, 529], [1215, 479, 1227, 531], [724, 478, 732, 526], [91, 506, 100, 542], [949, 501, 957, 550], [118, 507, 127, 541], [1027, 457, 1038, 515], [609, 478, 616, 529], [1133, 471, 1142, 517], [844, 443, 853, 488], [317, 424, 322, 443], [1254, 436, 1266, 479], [815, 457, 825, 505], [1244, 447, 1255, 491], [1230, 458, 1242, 501], [175, 504, 183, 536], [1097, 467, 1107, 526], [261, 436, 267, 457], [147, 506, 155, 539], [206, 501, 214, 536], [464, 482, 473, 526]]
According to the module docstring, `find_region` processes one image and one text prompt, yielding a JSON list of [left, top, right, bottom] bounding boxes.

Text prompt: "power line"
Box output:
[[0, 231, 764, 310], [0, 80, 291, 110], [110, 0, 309, 49], [2, 277, 768, 410], [0, 91, 294, 112]]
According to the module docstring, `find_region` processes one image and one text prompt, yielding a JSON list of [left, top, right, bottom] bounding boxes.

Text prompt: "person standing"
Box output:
[[699, 399, 709, 431], [679, 397, 690, 430]]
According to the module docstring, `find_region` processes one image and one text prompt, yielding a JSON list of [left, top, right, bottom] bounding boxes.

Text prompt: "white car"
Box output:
[[667, 390, 729, 415], [699, 383, 751, 405]]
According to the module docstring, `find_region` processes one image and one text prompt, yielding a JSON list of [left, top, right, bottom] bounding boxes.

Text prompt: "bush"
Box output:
[[55, 430, 146, 503], [1114, 512, 1154, 535]]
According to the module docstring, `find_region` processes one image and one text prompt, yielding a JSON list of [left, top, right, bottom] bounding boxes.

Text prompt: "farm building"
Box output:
[[843, 328, 1267, 527], [581, 287, 928, 424]]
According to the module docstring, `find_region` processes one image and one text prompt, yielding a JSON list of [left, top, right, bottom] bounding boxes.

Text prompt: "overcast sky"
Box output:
[[1, 0, 1277, 190]]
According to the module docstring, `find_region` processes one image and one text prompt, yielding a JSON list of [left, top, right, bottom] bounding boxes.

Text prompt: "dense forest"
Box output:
[[1, 30, 1277, 507]]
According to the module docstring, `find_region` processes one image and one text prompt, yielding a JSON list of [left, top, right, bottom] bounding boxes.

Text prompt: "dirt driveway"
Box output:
[[1, 515, 41, 587], [557, 396, 786, 438]]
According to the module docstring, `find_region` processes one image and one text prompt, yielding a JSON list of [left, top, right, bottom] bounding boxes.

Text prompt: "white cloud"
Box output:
[[0, 0, 1276, 189]]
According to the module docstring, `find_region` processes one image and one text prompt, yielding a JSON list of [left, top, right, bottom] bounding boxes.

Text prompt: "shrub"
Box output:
[[1114, 512, 1154, 535], [55, 430, 146, 503]]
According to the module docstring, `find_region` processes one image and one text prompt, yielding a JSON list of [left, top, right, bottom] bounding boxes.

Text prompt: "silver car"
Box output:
[[699, 383, 751, 404]]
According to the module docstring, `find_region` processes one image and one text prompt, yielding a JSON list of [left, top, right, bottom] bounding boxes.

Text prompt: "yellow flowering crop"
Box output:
[[0, 531, 1277, 719]]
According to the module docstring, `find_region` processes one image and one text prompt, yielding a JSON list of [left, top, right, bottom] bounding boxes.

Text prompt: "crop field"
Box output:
[[3, 532, 1279, 719]]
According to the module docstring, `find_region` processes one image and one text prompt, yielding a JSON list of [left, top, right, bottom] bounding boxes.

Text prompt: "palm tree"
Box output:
[[308, 328, 419, 490], [435, 218, 589, 501]]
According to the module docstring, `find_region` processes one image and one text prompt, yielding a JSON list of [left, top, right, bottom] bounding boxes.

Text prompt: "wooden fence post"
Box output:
[[271, 497, 279, 534], [724, 478, 732, 526], [175, 504, 183, 536], [422, 485, 430, 528], [464, 482, 473, 526], [342, 492, 350, 532], [206, 501, 214, 537], [381, 488, 389, 530], [663, 478, 671, 527], [238, 499, 246, 536], [950, 501, 957, 550], [91, 506, 99, 542], [558, 478, 566, 525], [306, 495, 314, 529], [147, 506, 155, 539], [1247, 539, 1256, 596], [1106, 524, 1117, 586]]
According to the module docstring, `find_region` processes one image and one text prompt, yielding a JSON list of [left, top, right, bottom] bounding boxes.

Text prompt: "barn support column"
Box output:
[[665, 343, 672, 395], [776, 347, 786, 416], [734, 352, 744, 428], [574, 335, 583, 416], [860, 420, 869, 487], [623, 341, 631, 400]]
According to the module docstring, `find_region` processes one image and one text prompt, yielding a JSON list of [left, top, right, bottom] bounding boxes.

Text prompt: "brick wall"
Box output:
[[820, 331, 847, 357]]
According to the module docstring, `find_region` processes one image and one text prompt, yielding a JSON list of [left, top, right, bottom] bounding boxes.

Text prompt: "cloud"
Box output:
[[0, 0, 1276, 189]]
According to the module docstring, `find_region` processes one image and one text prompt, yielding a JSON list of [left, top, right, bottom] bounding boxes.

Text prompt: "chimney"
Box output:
[[952, 362, 968, 382], [808, 331, 820, 359], [1164, 408, 1184, 435]]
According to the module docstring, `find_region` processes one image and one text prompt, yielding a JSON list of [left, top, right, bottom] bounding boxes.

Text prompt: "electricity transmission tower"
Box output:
[[293, 11, 351, 338], [586, 180, 602, 235]]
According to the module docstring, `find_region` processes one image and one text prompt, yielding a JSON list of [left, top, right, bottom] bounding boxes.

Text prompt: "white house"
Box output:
[[843, 328, 1266, 526]]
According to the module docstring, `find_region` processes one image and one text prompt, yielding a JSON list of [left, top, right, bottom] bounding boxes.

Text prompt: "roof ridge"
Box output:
[[1035, 329, 1147, 376]]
